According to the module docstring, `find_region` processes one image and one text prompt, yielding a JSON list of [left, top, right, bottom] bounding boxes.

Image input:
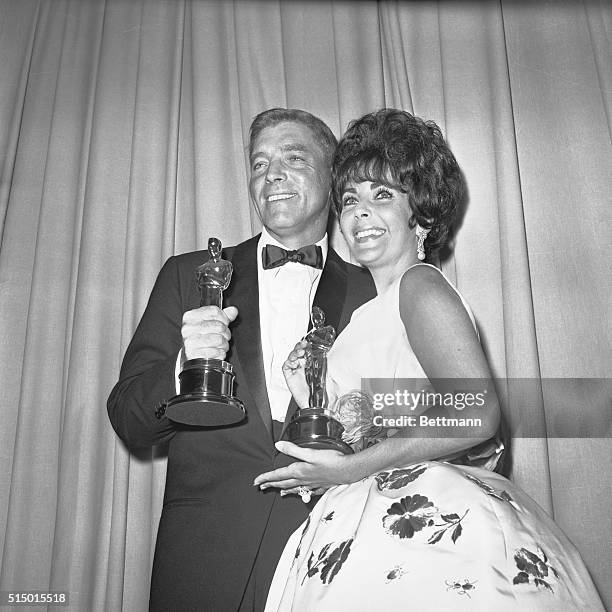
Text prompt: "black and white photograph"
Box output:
[[0, 0, 610, 610]]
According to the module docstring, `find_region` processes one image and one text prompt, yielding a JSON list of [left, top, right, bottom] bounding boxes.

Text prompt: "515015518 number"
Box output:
[[0, 591, 69, 606]]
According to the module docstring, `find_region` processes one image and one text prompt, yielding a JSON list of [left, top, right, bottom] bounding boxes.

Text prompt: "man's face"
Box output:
[[249, 121, 331, 247]]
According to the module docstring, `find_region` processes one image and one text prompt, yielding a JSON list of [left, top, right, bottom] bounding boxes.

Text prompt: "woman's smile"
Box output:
[[353, 227, 386, 242]]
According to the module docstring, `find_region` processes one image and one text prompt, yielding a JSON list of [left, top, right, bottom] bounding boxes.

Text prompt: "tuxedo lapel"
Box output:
[[224, 235, 273, 438], [282, 248, 348, 432], [311, 248, 347, 333]]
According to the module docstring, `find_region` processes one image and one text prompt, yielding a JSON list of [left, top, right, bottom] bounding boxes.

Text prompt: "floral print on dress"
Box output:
[[427, 510, 469, 545], [303, 539, 353, 585], [375, 464, 427, 491], [383, 494, 469, 544], [294, 515, 311, 560], [464, 472, 518, 508], [513, 547, 559, 592], [382, 494, 438, 538]]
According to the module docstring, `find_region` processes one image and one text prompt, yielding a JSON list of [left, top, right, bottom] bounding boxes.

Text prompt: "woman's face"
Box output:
[[339, 180, 417, 272]]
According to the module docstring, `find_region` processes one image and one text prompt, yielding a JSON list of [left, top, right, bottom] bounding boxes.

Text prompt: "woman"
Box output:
[[255, 110, 603, 610]]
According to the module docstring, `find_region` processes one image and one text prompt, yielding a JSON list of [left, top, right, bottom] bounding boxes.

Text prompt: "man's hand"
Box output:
[[181, 305, 238, 361]]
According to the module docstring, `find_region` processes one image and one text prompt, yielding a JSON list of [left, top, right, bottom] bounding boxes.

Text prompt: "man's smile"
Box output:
[[266, 192, 297, 202]]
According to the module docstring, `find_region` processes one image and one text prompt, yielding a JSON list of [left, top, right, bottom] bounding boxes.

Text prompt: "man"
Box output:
[[107, 108, 376, 611]]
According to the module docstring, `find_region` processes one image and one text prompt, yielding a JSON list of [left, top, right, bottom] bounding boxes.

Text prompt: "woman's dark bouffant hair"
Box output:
[[331, 109, 465, 260]]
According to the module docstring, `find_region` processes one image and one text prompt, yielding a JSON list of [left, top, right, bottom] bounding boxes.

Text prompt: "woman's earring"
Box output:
[[416, 224, 430, 261]]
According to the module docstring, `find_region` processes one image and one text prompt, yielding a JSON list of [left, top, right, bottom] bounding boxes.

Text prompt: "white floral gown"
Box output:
[[265, 265, 604, 611]]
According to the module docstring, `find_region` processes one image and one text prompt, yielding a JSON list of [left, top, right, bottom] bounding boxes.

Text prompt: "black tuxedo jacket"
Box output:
[[107, 234, 376, 611]]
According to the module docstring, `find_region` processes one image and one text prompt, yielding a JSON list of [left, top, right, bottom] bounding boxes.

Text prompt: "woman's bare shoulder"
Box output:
[[399, 264, 465, 324]]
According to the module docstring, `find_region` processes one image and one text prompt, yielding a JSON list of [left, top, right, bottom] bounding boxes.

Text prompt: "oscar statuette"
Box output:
[[282, 307, 353, 454], [164, 237, 245, 426]]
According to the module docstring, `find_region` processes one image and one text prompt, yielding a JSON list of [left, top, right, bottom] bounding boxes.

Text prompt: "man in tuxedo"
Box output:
[[107, 108, 376, 611]]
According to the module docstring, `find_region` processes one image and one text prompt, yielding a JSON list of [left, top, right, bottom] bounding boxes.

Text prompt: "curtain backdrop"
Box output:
[[1, 0, 610, 609]]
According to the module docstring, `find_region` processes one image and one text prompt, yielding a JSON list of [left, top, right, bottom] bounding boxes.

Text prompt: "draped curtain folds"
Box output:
[[1, 1, 610, 609]]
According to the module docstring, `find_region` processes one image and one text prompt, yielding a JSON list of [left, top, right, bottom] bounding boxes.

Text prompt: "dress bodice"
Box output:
[[326, 263, 476, 403]]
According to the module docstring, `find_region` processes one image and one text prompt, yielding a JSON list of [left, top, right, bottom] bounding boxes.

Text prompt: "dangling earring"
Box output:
[[416, 224, 430, 261]]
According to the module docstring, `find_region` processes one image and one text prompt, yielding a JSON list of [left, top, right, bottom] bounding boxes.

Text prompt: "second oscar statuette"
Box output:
[[282, 307, 353, 454]]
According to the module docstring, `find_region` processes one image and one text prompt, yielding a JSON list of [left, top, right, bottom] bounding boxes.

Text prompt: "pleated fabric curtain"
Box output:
[[0, 1, 610, 609]]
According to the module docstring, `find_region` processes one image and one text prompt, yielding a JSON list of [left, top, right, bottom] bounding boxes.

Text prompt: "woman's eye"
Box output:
[[342, 196, 357, 208], [374, 188, 393, 200], [252, 160, 267, 171], [289, 155, 305, 163]]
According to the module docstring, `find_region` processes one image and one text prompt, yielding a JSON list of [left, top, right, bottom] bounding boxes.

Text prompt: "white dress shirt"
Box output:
[[258, 228, 327, 422]]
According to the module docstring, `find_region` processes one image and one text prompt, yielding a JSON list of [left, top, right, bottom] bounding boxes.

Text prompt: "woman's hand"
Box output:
[[282, 340, 310, 409], [253, 441, 357, 497]]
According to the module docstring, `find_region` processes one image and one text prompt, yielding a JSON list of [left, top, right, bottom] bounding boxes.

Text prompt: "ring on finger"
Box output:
[[297, 486, 312, 504]]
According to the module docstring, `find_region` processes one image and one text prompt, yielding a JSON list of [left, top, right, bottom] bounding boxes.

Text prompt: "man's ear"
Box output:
[[326, 188, 339, 222]]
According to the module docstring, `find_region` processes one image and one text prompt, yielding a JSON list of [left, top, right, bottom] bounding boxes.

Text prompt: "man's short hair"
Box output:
[[249, 108, 337, 164]]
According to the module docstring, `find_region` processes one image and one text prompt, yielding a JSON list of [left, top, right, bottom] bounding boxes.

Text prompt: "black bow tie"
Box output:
[[262, 244, 323, 270]]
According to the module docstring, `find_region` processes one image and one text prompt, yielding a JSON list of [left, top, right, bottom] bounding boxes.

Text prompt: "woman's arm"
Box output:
[[254, 265, 500, 493], [395, 263, 500, 451]]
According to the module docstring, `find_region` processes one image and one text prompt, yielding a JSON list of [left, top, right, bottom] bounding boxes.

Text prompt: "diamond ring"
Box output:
[[297, 486, 312, 504]]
